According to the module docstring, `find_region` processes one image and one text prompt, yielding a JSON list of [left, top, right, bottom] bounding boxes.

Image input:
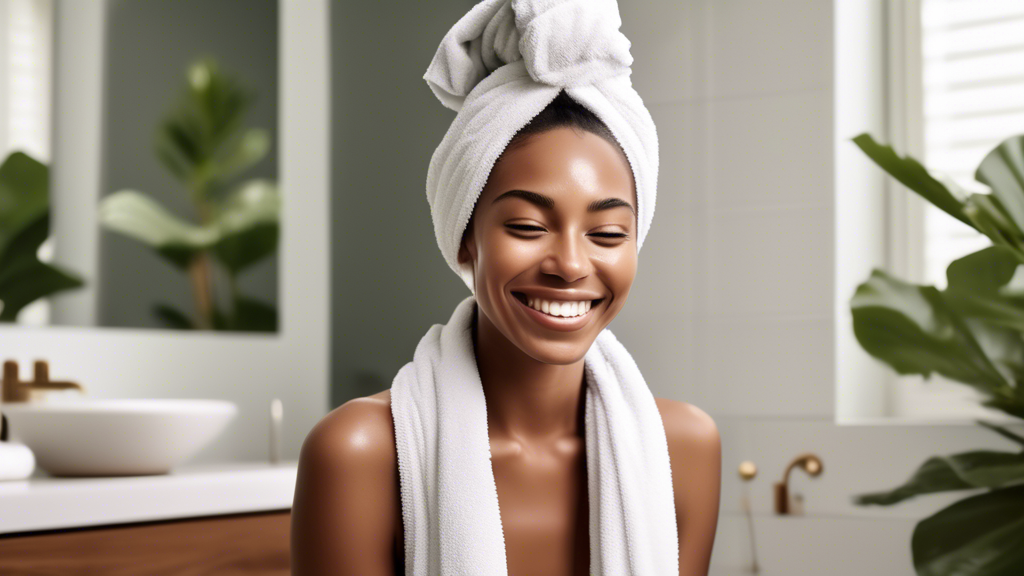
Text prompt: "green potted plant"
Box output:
[[0, 151, 84, 322], [99, 57, 279, 332], [849, 132, 1024, 574]]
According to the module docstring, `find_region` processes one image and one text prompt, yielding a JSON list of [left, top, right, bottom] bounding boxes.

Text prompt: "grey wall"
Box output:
[[330, 0, 477, 406], [97, 0, 278, 329]]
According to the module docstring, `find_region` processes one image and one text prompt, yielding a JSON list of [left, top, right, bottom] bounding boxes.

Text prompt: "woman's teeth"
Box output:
[[525, 296, 592, 318]]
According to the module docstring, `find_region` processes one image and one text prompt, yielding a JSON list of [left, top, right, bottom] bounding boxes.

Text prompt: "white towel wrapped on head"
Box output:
[[423, 0, 660, 295]]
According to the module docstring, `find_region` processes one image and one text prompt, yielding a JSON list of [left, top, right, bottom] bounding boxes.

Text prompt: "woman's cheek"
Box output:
[[490, 233, 539, 271], [602, 247, 638, 302]]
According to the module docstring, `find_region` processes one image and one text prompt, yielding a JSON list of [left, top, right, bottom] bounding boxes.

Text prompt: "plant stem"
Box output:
[[228, 272, 240, 324], [185, 173, 216, 329], [188, 252, 215, 329]]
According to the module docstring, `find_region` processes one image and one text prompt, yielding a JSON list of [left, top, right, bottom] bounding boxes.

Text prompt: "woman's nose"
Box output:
[[542, 232, 592, 283]]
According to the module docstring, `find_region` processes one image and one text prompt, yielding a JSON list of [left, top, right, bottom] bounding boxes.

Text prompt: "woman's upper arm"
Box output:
[[291, 398, 399, 576], [658, 399, 722, 576]]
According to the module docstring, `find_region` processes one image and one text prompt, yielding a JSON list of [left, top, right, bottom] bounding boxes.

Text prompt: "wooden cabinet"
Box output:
[[0, 510, 291, 575]]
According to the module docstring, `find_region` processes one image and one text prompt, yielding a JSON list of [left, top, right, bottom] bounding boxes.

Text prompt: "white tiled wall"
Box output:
[[707, 91, 833, 209], [611, 1, 1024, 574]]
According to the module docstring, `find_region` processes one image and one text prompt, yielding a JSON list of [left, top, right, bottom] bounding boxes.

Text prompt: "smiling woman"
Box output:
[[292, 0, 720, 574], [293, 90, 721, 576]]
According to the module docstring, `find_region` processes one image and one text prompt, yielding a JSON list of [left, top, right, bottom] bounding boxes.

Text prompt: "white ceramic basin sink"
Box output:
[[1, 399, 237, 477]]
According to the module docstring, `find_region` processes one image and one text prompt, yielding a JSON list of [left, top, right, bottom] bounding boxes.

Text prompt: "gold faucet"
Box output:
[[2, 360, 85, 403], [774, 453, 823, 515]]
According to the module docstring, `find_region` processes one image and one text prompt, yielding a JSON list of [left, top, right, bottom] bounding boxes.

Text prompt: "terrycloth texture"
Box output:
[[423, 0, 659, 294], [390, 295, 679, 575]]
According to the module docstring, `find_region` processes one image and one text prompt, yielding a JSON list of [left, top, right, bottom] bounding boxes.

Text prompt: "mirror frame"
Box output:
[[0, 0, 330, 463]]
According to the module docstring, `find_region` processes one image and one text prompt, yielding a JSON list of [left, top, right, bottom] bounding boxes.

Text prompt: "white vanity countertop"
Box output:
[[0, 460, 298, 535]]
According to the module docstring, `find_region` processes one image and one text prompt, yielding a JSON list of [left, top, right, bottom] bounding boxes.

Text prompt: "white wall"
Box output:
[[609, 1, 1024, 574]]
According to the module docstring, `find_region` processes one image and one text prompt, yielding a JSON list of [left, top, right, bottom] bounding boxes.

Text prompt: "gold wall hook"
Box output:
[[774, 453, 823, 515], [738, 460, 757, 481], [737, 461, 761, 573]]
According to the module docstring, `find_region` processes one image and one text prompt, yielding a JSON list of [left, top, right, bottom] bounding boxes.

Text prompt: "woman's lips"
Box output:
[[511, 292, 600, 332]]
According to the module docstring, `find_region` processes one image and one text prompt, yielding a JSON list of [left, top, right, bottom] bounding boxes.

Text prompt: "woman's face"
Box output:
[[458, 126, 638, 365]]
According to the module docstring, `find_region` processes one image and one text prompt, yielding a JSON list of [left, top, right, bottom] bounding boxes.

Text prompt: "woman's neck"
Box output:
[[473, 303, 587, 446]]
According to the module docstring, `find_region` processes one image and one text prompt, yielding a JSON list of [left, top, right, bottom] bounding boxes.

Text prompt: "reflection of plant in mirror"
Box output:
[[0, 152, 84, 322], [849, 132, 1024, 575], [99, 58, 278, 332]]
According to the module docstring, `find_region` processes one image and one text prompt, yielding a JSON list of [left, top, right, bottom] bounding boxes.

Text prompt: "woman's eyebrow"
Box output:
[[492, 189, 634, 215]]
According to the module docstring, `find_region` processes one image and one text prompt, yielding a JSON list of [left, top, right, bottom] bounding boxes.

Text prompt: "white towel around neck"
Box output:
[[390, 295, 678, 575]]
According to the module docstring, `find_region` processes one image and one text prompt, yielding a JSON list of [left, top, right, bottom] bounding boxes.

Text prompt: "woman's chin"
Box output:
[[515, 336, 594, 366]]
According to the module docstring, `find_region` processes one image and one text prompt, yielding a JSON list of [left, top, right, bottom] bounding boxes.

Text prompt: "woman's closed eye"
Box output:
[[505, 223, 629, 239]]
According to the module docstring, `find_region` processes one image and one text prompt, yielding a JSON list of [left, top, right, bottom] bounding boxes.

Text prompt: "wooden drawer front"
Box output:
[[0, 510, 291, 575]]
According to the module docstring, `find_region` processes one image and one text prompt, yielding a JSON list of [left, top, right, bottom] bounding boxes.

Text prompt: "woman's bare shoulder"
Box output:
[[291, 389, 399, 575], [653, 397, 721, 574], [301, 389, 396, 464], [652, 398, 722, 487], [653, 397, 719, 443]]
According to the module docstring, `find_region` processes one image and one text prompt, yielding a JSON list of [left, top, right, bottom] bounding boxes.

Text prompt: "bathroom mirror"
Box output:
[[0, 0, 329, 463], [0, 0, 280, 332]]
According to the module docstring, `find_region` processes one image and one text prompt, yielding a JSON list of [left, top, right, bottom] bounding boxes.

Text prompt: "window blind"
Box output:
[[920, 0, 1024, 289], [0, 0, 52, 326], [0, 0, 51, 163]]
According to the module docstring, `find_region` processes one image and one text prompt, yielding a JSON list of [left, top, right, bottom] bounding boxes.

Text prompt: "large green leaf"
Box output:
[[937, 451, 1024, 487], [851, 269, 1013, 394], [976, 135, 1024, 239], [853, 133, 974, 229], [99, 180, 279, 273], [0, 257, 83, 321], [155, 116, 201, 176], [214, 222, 277, 274], [962, 193, 1024, 259], [941, 291, 1024, 345], [976, 420, 1024, 448], [854, 457, 976, 506], [211, 128, 270, 182], [0, 215, 84, 321], [911, 484, 1024, 576], [855, 448, 1024, 506], [942, 246, 1024, 332], [0, 153, 84, 321], [99, 190, 218, 269], [0, 151, 48, 260], [0, 199, 49, 275], [981, 397, 1024, 421], [209, 179, 279, 273], [948, 246, 1022, 296]]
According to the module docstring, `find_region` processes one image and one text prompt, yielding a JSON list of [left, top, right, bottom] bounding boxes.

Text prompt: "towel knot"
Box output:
[[424, 0, 633, 112]]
